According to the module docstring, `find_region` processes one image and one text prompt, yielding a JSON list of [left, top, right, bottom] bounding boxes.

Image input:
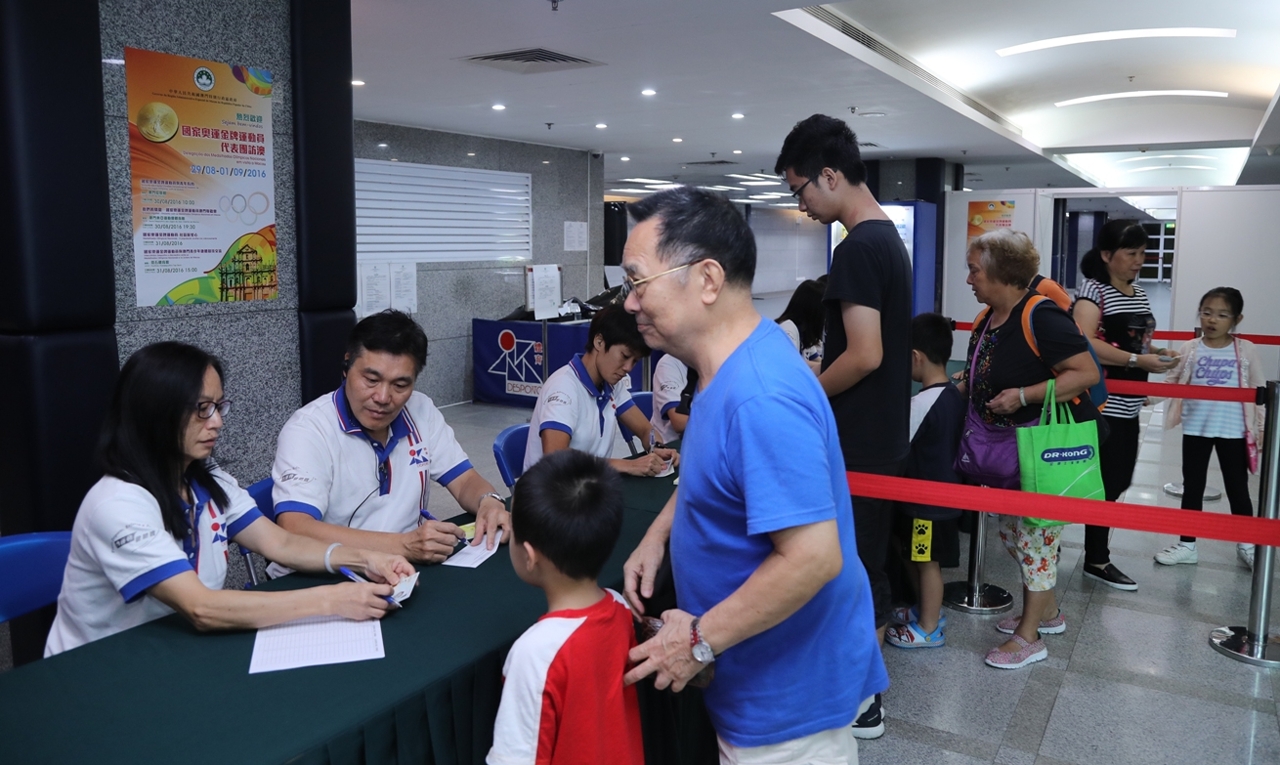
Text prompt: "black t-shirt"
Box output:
[[964, 292, 1095, 427], [822, 219, 912, 468], [903, 382, 965, 520]]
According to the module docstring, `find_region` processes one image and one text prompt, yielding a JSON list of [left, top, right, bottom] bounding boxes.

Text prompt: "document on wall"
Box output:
[[442, 531, 504, 568], [564, 221, 588, 251], [526, 264, 562, 320], [248, 616, 384, 674], [359, 262, 391, 317], [390, 262, 418, 313]]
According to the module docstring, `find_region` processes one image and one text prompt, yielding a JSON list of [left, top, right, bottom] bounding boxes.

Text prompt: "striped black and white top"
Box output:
[[1073, 278, 1157, 420]]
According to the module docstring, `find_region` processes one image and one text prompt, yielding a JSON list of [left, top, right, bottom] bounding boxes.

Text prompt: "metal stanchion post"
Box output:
[[943, 508, 1013, 614], [1210, 380, 1280, 666]]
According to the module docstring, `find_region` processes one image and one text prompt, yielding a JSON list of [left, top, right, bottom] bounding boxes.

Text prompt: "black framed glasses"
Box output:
[[195, 399, 232, 419], [791, 177, 815, 200]]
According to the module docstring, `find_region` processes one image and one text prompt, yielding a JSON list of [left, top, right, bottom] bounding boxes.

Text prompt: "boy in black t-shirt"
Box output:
[[887, 314, 964, 650]]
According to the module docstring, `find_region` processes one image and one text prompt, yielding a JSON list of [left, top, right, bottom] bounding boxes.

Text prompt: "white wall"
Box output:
[[749, 207, 828, 295], [1173, 186, 1280, 379]]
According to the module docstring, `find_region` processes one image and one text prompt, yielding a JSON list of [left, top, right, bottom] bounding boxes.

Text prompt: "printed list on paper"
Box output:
[[248, 615, 385, 674]]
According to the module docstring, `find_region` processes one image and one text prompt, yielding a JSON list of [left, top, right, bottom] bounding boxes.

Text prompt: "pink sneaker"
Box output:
[[996, 609, 1065, 635], [985, 634, 1047, 669]]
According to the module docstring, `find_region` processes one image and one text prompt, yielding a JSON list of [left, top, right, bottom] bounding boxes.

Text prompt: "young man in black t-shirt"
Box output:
[[776, 114, 912, 740]]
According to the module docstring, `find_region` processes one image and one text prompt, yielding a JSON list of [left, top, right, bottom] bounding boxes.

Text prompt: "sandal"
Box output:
[[886, 620, 945, 649], [996, 609, 1065, 635], [890, 605, 946, 629]]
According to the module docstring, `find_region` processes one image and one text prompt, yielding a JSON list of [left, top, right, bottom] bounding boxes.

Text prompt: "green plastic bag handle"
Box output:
[[1037, 379, 1076, 427]]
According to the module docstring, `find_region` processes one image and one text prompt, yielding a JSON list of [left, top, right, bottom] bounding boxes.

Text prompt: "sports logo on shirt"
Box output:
[[488, 329, 544, 398], [407, 446, 431, 467], [112, 523, 160, 551]]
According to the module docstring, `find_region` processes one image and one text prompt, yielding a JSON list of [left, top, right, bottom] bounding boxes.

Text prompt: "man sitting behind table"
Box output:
[[487, 449, 643, 765], [269, 310, 510, 573], [523, 303, 678, 476]]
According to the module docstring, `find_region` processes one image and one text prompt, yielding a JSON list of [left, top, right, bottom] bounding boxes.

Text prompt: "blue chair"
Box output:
[[0, 532, 72, 623], [493, 423, 530, 491], [239, 477, 275, 589], [619, 391, 655, 456]]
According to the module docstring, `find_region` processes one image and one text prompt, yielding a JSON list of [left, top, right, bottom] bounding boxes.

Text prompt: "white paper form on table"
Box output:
[[442, 530, 504, 568], [248, 615, 384, 674]]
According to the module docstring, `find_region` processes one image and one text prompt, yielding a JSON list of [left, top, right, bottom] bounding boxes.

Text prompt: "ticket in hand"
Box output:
[[391, 571, 420, 605]]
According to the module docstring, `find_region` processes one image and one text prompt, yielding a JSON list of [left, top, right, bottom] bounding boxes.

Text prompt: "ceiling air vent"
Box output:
[[463, 48, 604, 74], [684, 160, 738, 166]]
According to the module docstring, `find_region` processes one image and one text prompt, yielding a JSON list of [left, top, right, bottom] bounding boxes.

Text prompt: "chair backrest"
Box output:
[[493, 423, 530, 490], [246, 477, 275, 521], [0, 532, 72, 622], [618, 391, 655, 455]]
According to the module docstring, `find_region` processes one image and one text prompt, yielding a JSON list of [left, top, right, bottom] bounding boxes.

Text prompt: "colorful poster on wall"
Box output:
[[966, 200, 1016, 246], [126, 47, 276, 306]]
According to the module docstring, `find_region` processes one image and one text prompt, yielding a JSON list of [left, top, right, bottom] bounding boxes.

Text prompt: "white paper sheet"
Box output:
[[390, 263, 417, 313], [564, 221, 588, 251], [441, 531, 504, 568], [248, 616, 384, 674], [526, 265, 562, 320], [359, 263, 391, 317]]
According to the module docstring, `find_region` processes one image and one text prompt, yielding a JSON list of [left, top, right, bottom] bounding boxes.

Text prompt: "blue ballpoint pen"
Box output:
[[338, 566, 400, 609]]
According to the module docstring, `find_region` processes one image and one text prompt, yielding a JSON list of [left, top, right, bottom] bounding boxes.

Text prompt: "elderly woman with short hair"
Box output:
[[958, 230, 1100, 669]]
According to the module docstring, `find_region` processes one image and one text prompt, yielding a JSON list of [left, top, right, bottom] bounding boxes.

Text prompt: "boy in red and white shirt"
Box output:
[[488, 449, 643, 765]]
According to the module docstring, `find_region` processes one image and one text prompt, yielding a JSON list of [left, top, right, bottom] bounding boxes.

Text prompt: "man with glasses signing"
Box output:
[[523, 303, 678, 476], [268, 310, 510, 570], [621, 187, 886, 764]]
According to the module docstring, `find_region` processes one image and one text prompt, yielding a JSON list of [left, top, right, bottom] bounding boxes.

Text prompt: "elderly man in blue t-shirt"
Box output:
[[621, 186, 888, 763]]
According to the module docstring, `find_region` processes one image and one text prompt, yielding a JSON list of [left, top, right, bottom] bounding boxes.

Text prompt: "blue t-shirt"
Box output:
[[670, 319, 889, 748]]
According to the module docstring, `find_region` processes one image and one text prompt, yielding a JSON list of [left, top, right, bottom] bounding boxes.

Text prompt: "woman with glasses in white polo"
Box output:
[[45, 342, 413, 655]]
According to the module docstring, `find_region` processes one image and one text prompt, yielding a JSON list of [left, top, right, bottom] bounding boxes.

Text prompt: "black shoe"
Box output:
[[851, 693, 885, 740], [1084, 562, 1137, 591]]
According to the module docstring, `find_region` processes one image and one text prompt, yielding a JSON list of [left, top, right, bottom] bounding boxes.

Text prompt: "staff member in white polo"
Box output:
[[523, 304, 678, 475], [271, 311, 510, 568], [46, 342, 412, 656], [649, 353, 690, 445]]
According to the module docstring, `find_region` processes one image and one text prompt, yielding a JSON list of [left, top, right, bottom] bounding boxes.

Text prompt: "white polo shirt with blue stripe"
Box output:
[[271, 388, 472, 536], [650, 353, 688, 445], [523, 354, 635, 471], [45, 468, 263, 655]]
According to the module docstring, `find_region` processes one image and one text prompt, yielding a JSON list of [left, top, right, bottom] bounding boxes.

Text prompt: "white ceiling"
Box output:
[[350, 1, 1280, 197]]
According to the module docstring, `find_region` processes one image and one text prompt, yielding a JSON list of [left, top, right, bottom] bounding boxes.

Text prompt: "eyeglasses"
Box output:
[[195, 399, 232, 419], [791, 177, 816, 200], [618, 260, 701, 302], [1198, 309, 1235, 320]]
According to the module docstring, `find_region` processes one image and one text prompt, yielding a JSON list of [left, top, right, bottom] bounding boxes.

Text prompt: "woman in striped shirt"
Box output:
[[1071, 221, 1179, 592]]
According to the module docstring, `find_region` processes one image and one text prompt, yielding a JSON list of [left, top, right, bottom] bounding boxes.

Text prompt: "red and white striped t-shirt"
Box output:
[[487, 589, 644, 765]]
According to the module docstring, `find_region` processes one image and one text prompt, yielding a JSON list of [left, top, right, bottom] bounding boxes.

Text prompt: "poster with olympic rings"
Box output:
[[126, 47, 278, 306]]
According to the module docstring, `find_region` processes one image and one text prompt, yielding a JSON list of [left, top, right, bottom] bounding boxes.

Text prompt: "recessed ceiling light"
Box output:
[[733, 150, 742, 154], [492, 104, 506, 111], [1055, 90, 1227, 107], [998, 27, 1236, 57], [467, 152, 476, 156], [351, 80, 365, 86], [641, 89, 656, 96], [596, 123, 607, 129], [732, 113, 744, 119], [726, 174, 761, 180], [672, 138, 683, 143], [1117, 154, 1216, 163], [1128, 165, 1216, 173], [621, 178, 669, 184], [542, 160, 550, 164], [390, 158, 398, 162], [620, 157, 631, 161], [859, 112, 886, 118], [740, 180, 781, 186], [377, 143, 388, 148], [102, 58, 125, 65]]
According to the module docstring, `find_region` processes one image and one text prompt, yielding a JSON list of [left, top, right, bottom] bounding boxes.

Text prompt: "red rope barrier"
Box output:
[[952, 321, 1280, 346], [1104, 379, 1259, 403], [847, 472, 1280, 547]]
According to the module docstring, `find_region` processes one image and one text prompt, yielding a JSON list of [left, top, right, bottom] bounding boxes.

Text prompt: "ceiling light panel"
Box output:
[[998, 27, 1236, 57], [1055, 90, 1228, 107]]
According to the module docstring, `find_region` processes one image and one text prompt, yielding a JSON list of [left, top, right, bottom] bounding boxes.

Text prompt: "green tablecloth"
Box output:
[[0, 473, 715, 765]]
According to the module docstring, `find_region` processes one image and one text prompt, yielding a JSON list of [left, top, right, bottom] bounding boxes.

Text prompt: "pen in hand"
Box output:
[[338, 566, 400, 609]]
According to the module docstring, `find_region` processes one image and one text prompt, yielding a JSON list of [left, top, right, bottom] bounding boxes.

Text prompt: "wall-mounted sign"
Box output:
[[126, 47, 277, 306], [966, 200, 1016, 247]]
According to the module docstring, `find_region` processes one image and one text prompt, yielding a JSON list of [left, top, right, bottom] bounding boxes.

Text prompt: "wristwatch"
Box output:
[[1127, 353, 1138, 369], [482, 492, 505, 506], [690, 617, 716, 664]]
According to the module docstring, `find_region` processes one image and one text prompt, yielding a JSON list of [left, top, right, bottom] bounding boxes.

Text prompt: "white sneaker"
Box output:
[[1155, 542, 1198, 565], [1238, 544, 1255, 570]]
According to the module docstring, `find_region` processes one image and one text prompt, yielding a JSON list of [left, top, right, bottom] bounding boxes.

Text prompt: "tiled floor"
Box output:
[[430, 398, 1278, 765]]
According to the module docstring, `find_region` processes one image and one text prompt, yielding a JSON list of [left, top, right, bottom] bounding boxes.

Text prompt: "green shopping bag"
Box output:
[[1016, 379, 1105, 528]]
